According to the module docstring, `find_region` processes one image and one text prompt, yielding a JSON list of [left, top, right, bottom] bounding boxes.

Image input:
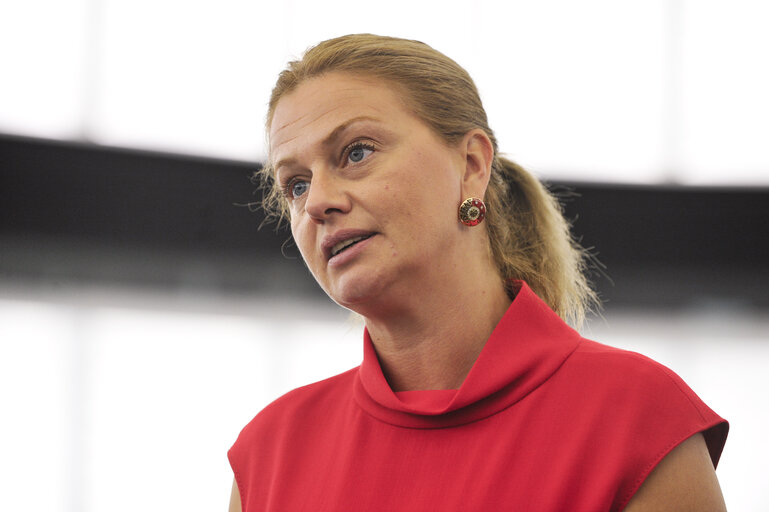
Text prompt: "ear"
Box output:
[[458, 129, 494, 198]]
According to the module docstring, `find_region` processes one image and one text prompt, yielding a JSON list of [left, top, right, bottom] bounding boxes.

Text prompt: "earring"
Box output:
[[458, 197, 486, 226]]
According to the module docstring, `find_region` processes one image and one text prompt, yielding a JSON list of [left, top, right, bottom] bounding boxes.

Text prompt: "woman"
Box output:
[[228, 34, 728, 511]]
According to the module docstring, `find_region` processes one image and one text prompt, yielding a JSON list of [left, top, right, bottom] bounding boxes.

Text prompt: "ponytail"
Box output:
[[486, 157, 598, 327]]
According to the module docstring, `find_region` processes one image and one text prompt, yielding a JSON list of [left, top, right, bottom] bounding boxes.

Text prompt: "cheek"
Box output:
[[400, 161, 461, 219], [290, 220, 315, 261], [383, 186, 456, 246]]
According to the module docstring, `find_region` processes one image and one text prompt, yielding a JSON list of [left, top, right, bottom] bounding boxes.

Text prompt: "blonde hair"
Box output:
[[257, 34, 598, 326]]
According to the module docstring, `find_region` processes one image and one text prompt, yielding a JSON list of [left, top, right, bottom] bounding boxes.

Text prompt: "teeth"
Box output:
[[331, 236, 366, 257]]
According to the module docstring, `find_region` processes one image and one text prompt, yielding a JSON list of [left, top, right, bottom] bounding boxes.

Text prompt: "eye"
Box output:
[[344, 142, 375, 165], [280, 176, 310, 200], [290, 179, 310, 199]]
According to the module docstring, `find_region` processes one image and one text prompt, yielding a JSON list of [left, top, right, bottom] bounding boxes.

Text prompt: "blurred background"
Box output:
[[1, 0, 768, 510]]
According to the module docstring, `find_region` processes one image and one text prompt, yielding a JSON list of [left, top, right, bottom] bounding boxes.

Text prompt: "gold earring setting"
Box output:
[[458, 197, 486, 226]]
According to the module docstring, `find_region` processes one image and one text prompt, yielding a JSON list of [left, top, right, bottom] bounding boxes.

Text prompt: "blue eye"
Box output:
[[291, 180, 309, 198], [346, 143, 374, 164]]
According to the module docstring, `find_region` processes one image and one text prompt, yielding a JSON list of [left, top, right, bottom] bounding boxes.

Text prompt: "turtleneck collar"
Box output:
[[353, 282, 581, 428]]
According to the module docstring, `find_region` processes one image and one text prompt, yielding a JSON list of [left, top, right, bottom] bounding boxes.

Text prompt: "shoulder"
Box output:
[[568, 339, 710, 408], [226, 366, 359, 509], [571, 337, 676, 375], [235, 366, 359, 441], [558, 338, 728, 509], [563, 339, 727, 442], [228, 366, 358, 483]]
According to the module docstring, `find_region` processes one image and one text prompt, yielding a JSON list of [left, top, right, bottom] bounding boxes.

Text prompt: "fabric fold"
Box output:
[[355, 282, 581, 427]]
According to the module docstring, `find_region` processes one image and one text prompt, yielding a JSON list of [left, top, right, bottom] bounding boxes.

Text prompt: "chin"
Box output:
[[326, 273, 388, 312]]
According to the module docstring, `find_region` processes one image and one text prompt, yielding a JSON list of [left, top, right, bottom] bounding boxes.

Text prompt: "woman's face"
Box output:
[[269, 72, 469, 311]]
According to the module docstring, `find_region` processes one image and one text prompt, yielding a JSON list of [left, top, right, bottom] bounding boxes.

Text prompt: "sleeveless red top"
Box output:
[[229, 283, 727, 511]]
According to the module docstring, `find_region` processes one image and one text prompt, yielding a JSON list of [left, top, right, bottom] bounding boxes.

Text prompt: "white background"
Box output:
[[1, 0, 768, 184], [1, 1, 767, 510]]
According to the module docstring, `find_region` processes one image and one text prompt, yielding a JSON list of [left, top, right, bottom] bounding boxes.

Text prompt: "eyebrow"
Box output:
[[273, 115, 381, 175]]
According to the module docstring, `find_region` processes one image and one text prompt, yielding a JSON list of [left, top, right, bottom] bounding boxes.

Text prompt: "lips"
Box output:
[[331, 235, 372, 256], [322, 230, 376, 261]]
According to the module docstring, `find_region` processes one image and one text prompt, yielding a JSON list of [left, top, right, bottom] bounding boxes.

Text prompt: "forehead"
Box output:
[[269, 73, 410, 158]]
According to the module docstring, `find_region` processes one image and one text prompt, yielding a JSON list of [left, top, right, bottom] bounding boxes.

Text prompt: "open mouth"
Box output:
[[330, 234, 373, 257]]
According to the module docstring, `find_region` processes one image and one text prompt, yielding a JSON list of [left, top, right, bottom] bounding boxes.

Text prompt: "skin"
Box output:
[[269, 72, 510, 392], [228, 72, 726, 511], [624, 433, 727, 511], [228, 480, 241, 512]]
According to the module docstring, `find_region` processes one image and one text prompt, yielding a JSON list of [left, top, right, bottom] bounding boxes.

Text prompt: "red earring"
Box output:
[[458, 197, 486, 226]]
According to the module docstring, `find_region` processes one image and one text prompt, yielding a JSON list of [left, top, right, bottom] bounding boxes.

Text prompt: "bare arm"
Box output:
[[228, 478, 242, 512], [624, 432, 726, 511]]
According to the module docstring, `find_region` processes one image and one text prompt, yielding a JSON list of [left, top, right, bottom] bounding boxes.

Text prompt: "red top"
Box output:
[[229, 283, 728, 511]]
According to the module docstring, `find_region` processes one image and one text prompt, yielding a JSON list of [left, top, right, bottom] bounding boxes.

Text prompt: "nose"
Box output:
[[304, 170, 351, 223]]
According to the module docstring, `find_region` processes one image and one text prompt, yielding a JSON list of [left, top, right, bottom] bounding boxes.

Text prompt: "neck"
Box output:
[[362, 265, 512, 392]]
